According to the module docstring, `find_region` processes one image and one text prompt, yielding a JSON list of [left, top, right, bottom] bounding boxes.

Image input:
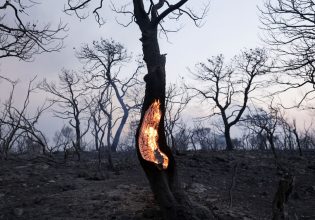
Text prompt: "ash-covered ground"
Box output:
[[1, 150, 315, 219]]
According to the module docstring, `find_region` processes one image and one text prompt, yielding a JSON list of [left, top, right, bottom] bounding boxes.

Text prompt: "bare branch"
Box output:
[[0, 0, 67, 61], [260, 0, 315, 107], [188, 48, 272, 150]]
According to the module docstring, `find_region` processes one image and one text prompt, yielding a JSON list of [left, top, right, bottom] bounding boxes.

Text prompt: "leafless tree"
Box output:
[[275, 112, 305, 156], [279, 118, 294, 151], [18, 104, 50, 155], [244, 106, 295, 220], [64, 1, 213, 219], [261, 107, 306, 156], [0, 79, 22, 159], [173, 124, 190, 152], [165, 83, 190, 153], [97, 86, 116, 170], [190, 123, 222, 151], [242, 129, 268, 150], [298, 122, 315, 150], [260, 0, 315, 108], [53, 125, 75, 159], [120, 119, 139, 151], [245, 105, 297, 219], [243, 103, 296, 219], [77, 38, 143, 152], [292, 120, 303, 156], [189, 48, 271, 151], [40, 70, 90, 161], [0, 0, 66, 61], [244, 105, 281, 163], [0, 77, 49, 159], [89, 97, 106, 169]]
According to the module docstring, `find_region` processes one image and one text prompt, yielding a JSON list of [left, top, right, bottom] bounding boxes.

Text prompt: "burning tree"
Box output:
[[65, 0, 213, 219], [131, 2, 213, 219]]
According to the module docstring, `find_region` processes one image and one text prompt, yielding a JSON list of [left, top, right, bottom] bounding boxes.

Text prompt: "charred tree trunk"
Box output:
[[224, 127, 234, 151], [110, 82, 129, 152], [74, 116, 81, 161], [111, 109, 128, 152], [107, 114, 114, 170], [72, 140, 81, 161], [267, 134, 278, 163], [134, 23, 213, 220], [272, 173, 294, 220], [2, 143, 9, 160], [98, 143, 102, 171], [293, 129, 302, 156], [135, 30, 177, 218], [132, 1, 214, 218]]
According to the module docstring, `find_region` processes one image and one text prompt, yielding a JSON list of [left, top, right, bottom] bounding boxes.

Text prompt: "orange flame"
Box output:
[[139, 100, 169, 169]]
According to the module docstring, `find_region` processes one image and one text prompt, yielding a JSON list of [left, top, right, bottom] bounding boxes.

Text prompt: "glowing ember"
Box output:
[[139, 100, 169, 169]]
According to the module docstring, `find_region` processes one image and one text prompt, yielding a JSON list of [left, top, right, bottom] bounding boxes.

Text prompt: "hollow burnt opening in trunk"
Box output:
[[138, 99, 169, 170], [135, 52, 175, 181]]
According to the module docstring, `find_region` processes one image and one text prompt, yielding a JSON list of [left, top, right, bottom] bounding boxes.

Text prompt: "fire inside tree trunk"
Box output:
[[135, 28, 213, 220]]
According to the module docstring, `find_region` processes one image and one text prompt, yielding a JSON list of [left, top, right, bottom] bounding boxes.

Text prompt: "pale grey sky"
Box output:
[[2, 0, 263, 81], [3, 0, 310, 141]]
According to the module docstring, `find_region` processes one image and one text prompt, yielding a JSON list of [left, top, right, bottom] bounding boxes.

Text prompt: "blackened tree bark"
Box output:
[[267, 132, 278, 162], [132, 1, 213, 219], [224, 127, 233, 151], [133, 16, 183, 220], [292, 122, 303, 157]]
